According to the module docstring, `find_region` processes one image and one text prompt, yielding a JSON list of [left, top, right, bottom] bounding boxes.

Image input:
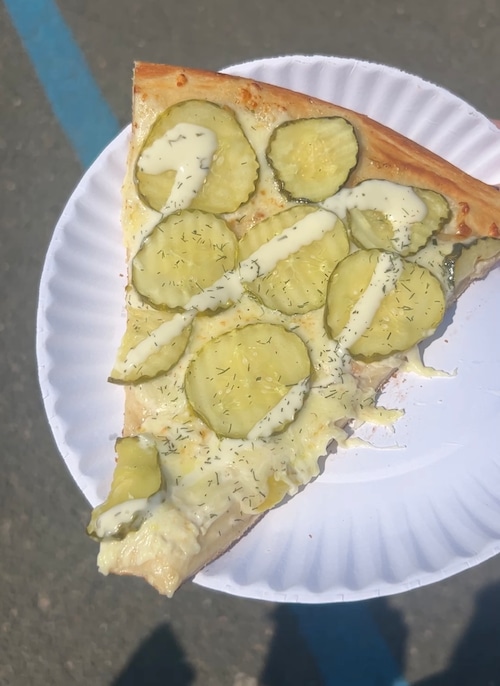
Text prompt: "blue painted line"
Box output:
[[291, 603, 409, 686], [7, 3, 410, 682], [4, 0, 120, 167]]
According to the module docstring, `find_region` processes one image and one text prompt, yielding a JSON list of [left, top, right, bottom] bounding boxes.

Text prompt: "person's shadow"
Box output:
[[259, 582, 500, 684], [109, 581, 500, 685], [111, 623, 195, 686], [413, 581, 500, 686], [260, 598, 407, 685]]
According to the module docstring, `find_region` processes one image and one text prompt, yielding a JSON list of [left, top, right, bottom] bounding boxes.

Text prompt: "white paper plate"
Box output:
[[37, 55, 500, 603]]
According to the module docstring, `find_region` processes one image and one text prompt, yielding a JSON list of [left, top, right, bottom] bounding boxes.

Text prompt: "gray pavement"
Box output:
[[2, 0, 500, 684]]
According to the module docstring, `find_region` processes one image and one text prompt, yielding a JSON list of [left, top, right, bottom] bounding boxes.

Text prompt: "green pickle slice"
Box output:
[[132, 209, 237, 310], [444, 236, 500, 294], [135, 99, 259, 214], [238, 206, 349, 314], [185, 323, 311, 439], [409, 236, 500, 300], [87, 436, 162, 540], [109, 306, 192, 384], [325, 249, 446, 359], [348, 188, 451, 256], [267, 116, 359, 202]]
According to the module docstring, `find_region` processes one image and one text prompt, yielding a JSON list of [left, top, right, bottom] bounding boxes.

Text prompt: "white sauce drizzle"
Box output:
[[320, 251, 404, 385], [138, 122, 218, 216], [122, 210, 327, 426], [134, 209, 163, 251], [247, 377, 310, 440], [95, 491, 167, 539], [407, 239, 455, 299], [118, 310, 196, 373], [184, 209, 337, 312], [337, 251, 404, 351], [122, 208, 393, 374], [184, 271, 244, 312], [239, 210, 335, 281], [322, 179, 427, 253], [133, 131, 422, 439]]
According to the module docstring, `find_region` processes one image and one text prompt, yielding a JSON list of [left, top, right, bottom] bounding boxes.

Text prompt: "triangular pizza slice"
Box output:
[[87, 62, 500, 596]]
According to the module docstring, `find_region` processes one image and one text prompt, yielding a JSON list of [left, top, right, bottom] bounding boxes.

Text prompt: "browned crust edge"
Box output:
[[132, 61, 500, 240]]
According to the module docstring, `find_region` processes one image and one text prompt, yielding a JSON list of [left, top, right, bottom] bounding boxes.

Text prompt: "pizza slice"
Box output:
[[87, 62, 500, 597]]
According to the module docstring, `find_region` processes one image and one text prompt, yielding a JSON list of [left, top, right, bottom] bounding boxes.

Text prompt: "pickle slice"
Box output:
[[87, 436, 162, 540], [409, 236, 500, 300], [132, 209, 238, 310], [407, 237, 456, 299], [444, 236, 500, 295], [238, 206, 349, 314], [109, 307, 192, 384], [325, 249, 445, 359], [185, 323, 311, 439], [136, 100, 259, 214], [348, 188, 451, 256], [267, 117, 358, 202]]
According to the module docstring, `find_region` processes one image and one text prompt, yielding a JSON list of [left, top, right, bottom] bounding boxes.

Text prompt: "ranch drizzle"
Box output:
[[322, 179, 427, 253]]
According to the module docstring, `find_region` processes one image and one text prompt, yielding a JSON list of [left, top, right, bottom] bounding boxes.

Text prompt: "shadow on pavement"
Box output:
[[111, 623, 195, 686], [260, 599, 407, 685], [260, 605, 324, 686], [413, 581, 500, 686], [109, 581, 500, 685]]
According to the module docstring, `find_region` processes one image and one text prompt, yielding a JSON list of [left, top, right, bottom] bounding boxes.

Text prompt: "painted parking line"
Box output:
[[4, 0, 120, 167], [6, 1, 409, 683], [291, 603, 408, 686]]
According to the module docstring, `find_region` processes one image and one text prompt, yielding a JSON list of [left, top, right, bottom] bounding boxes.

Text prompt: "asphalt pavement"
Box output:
[[2, 1, 500, 684]]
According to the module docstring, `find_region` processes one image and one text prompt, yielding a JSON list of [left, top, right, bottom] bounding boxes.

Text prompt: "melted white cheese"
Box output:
[[318, 339, 352, 385], [322, 179, 427, 253], [402, 345, 455, 378]]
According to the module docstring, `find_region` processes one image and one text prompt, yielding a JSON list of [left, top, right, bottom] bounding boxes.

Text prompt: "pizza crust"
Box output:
[[126, 62, 500, 244], [98, 500, 260, 596]]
